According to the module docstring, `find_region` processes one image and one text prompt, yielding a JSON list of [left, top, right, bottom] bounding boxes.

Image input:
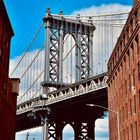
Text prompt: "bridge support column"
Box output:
[[56, 122, 63, 140], [87, 121, 95, 140], [89, 30, 93, 76], [42, 120, 48, 140], [74, 122, 82, 140], [73, 121, 95, 140], [75, 25, 82, 82], [43, 122, 57, 140]]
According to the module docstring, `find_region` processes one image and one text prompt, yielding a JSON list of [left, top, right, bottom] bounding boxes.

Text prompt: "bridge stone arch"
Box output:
[[42, 9, 95, 89]]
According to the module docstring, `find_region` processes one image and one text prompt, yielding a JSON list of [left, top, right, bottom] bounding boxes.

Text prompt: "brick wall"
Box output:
[[108, 1, 140, 140], [0, 1, 18, 140]]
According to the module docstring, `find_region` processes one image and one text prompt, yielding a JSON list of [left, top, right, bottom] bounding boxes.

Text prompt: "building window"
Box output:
[[135, 35, 139, 55], [125, 80, 127, 97], [126, 103, 128, 120], [129, 75, 131, 92], [127, 28, 129, 41], [131, 45, 134, 63], [122, 39, 124, 49], [127, 127, 129, 140], [130, 99, 132, 116], [131, 124, 133, 140], [134, 95, 136, 114], [135, 122, 138, 140], [4, 36, 6, 46], [133, 70, 135, 88], [135, 11, 138, 26], [139, 90, 140, 109], [127, 50, 130, 68], [130, 19, 133, 33], [119, 109, 121, 124], [124, 129, 126, 140], [138, 62, 140, 81], [123, 106, 124, 122], [0, 48, 1, 64]]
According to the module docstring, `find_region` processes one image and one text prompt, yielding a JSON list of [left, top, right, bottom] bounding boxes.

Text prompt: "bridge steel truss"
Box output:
[[42, 9, 95, 87]]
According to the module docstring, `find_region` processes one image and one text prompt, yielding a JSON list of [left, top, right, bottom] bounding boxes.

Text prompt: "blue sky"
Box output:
[[4, 0, 132, 59]]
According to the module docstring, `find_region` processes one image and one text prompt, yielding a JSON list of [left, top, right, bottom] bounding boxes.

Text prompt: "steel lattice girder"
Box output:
[[43, 12, 95, 87], [48, 122, 56, 140]]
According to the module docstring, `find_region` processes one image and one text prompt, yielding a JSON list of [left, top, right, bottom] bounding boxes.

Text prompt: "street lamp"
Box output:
[[27, 98, 51, 140], [87, 104, 120, 140]]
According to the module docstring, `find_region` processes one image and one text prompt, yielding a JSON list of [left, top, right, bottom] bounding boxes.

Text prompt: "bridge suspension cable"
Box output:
[[20, 42, 45, 80], [11, 11, 129, 104], [52, 11, 129, 18], [10, 22, 44, 77]]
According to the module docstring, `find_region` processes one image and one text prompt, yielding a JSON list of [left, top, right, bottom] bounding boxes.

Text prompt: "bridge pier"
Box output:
[[45, 120, 96, 140], [56, 122, 63, 140], [43, 121, 64, 140], [87, 121, 95, 140], [48, 122, 57, 140], [74, 121, 95, 140], [74, 122, 82, 140]]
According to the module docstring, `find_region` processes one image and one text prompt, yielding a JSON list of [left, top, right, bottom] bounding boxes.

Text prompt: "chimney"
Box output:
[[11, 78, 20, 95]]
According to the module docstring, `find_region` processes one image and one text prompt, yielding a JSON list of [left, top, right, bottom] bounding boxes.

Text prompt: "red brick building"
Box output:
[[108, 0, 140, 140], [0, 1, 19, 140]]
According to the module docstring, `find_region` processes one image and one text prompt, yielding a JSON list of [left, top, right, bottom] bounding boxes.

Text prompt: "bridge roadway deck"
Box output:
[[16, 72, 108, 132]]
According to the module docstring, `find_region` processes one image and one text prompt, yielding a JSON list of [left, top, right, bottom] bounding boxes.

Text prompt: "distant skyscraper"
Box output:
[[0, 1, 19, 140], [108, 0, 140, 139]]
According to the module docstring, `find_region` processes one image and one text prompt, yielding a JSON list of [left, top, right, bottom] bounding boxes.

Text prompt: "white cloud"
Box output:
[[10, 49, 45, 104], [71, 3, 131, 15], [71, 3, 131, 75], [16, 127, 42, 140], [17, 127, 42, 135]]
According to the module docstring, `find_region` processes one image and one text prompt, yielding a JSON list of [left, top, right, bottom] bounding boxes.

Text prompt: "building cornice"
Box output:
[[0, 1, 14, 37]]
